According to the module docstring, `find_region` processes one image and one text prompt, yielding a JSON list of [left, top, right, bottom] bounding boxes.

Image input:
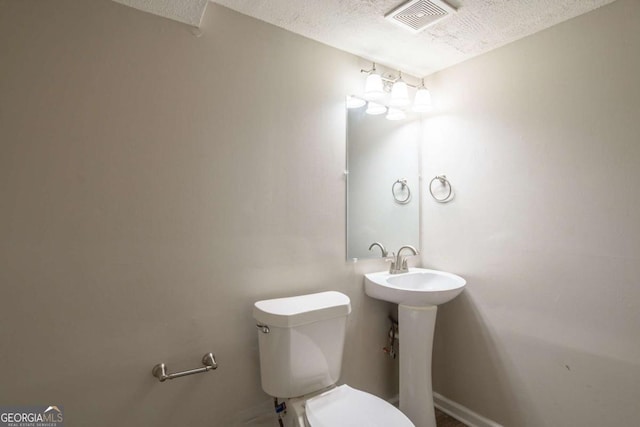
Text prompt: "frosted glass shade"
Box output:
[[386, 108, 406, 121], [366, 102, 387, 115], [346, 95, 366, 109], [413, 88, 432, 112], [364, 73, 384, 100], [389, 80, 410, 107]]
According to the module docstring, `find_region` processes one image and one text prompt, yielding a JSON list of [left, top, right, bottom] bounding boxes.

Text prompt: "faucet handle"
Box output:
[[387, 252, 397, 273]]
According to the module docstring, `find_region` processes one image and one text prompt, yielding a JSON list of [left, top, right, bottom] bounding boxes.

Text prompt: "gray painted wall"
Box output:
[[3, 0, 639, 426], [423, 0, 640, 425], [0, 1, 399, 425]]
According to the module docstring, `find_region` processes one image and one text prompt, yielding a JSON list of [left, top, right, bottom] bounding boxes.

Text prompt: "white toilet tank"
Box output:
[[253, 291, 351, 398]]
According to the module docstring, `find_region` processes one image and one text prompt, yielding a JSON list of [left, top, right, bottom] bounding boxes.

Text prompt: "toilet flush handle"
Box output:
[[256, 324, 270, 333]]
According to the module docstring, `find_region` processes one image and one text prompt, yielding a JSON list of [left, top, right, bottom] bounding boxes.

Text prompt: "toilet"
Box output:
[[253, 291, 414, 427]]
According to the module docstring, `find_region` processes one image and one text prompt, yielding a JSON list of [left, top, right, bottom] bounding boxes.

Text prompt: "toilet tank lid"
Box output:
[[253, 291, 351, 328]]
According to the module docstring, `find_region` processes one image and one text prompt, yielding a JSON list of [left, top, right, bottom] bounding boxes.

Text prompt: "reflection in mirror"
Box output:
[[346, 105, 420, 260]]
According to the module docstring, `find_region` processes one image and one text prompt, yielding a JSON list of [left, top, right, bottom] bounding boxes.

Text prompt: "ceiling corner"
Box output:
[[112, 0, 209, 27]]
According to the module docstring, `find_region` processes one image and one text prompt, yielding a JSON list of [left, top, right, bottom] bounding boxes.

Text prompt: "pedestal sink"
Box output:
[[364, 268, 466, 427]]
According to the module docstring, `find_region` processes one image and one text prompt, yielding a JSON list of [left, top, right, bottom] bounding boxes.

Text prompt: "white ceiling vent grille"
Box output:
[[385, 0, 457, 33]]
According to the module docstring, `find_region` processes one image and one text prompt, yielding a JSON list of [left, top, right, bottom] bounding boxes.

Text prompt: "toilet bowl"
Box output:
[[301, 384, 412, 427], [253, 291, 414, 427]]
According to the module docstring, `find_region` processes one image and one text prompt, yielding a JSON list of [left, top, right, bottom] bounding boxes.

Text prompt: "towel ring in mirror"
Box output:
[[392, 178, 411, 204]]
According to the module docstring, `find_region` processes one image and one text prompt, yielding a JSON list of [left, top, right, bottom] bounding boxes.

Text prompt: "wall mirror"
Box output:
[[346, 105, 420, 260]]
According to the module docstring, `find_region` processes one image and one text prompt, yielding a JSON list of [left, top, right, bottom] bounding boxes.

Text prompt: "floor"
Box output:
[[436, 408, 468, 427]]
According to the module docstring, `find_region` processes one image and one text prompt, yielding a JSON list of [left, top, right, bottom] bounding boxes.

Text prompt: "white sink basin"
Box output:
[[365, 268, 466, 306]]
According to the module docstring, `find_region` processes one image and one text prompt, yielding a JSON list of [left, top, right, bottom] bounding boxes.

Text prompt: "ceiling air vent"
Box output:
[[385, 0, 457, 34]]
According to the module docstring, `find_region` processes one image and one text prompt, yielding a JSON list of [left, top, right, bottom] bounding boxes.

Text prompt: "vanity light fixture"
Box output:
[[348, 64, 434, 120], [358, 62, 434, 118]]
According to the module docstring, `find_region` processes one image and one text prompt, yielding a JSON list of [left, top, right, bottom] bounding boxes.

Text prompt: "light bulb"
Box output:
[[386, 108, 406, 121], [363, 73, 384, 101], [389, 79, 410, 107], [366, 102, 387, 115], [413, 87, 432, 112], [346, 95, 366, 109]]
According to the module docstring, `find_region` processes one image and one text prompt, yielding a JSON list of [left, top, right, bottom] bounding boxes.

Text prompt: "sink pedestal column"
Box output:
[[399, 304, 438, 427]]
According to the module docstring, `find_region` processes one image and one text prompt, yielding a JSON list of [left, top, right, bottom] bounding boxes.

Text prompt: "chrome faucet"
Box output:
[[368, 242, 389, 258], [390, 245, 419, 274]]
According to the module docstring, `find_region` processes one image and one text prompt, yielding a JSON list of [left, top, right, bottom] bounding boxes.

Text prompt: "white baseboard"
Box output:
[[433, 392, 503, 427]]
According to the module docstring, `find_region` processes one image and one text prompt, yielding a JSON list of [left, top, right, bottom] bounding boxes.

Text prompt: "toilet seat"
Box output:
[[305, 385, 414, 427]]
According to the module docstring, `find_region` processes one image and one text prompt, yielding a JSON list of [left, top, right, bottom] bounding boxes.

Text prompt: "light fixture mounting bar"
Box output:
[[360, 67, 424, 89]]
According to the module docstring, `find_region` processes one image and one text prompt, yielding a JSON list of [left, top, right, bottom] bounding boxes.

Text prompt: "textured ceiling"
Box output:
[[112, 0, 209, 27], [112, 0, 617, 76]]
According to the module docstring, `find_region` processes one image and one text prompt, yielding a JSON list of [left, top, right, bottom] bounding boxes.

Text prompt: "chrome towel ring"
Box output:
[[429, 175, 453, 203], [392, 178, 411, 204]]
